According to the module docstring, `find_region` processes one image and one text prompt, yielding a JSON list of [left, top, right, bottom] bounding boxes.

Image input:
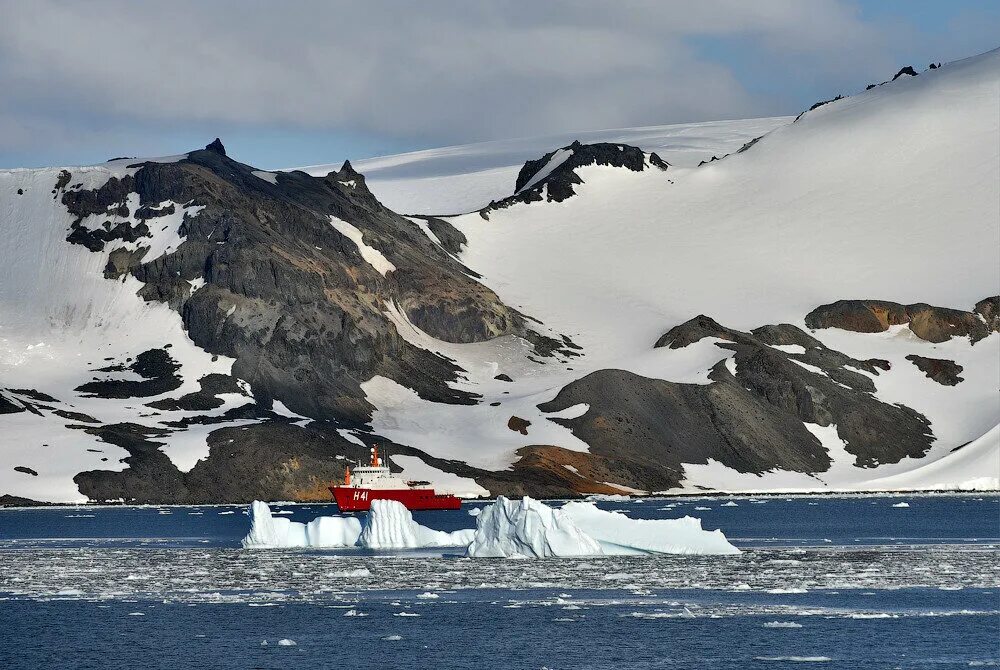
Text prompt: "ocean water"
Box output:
[[1, 494, 998, 669]]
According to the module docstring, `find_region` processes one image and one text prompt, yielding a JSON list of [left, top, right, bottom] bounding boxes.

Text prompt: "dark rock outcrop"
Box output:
[[8, 388, 58, 402], [145, 373, 246, 411], [51, 409, 101, 424], [0, 494, 54, 507], [135, 202, 175, 220], [538, 366, 832, 491], [653, 317, 933, 465], [205, 138, 227, 155], [536, 314, 935, 490], [0, 392, 24, 414], [736, 135, 764, 154], [76, 348, 182, 399], [892, 66, 918, 81], [484, 141, 668, 214], [794, 95, 844, 122], [906, 355, 964, 386], [423, 216, 468, 255], [974, 296, 999, 331], [805, 299, 996, 343]]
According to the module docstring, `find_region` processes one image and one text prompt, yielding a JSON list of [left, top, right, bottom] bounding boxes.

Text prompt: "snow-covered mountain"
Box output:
[[1, 51, 997, 504]]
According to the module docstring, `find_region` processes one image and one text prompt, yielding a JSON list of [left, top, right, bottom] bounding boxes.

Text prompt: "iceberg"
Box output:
[[242, 500, 362, 548], [243, 496, 739, 556], [242, 500, 472, 549], [466, 496, 739, 557], [466, 496, 603, 558], [358, 499, 475, 549], [561, 501, 740, 555]]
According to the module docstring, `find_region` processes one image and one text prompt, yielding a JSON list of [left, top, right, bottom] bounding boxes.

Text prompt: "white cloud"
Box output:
[[0, 0, 992, 163]]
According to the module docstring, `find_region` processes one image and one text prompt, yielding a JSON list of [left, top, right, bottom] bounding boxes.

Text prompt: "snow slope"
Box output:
[[295, 117, 790, 215], [360, 50, 1000, 491]]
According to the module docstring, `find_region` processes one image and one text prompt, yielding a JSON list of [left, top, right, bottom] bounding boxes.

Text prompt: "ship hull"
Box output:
[[330, 485, 462, 512]]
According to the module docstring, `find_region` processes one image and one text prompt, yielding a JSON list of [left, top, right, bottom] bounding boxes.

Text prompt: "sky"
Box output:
[[0, 0, 997, 169]]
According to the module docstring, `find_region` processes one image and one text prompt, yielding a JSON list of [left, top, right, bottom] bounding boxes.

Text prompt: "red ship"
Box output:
[[329, 445, 462, 512]]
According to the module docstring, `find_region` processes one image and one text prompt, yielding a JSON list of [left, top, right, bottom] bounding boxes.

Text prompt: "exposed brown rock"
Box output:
[[805, 299, 993, 343], [508, 416, 531, 435], [974, 296, 999, 332], [509, 446, 626, 495], [906, 355, 964, 386]]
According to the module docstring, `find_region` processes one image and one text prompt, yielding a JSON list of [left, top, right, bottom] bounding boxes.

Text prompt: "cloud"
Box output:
[[0, 0, 992, 165]]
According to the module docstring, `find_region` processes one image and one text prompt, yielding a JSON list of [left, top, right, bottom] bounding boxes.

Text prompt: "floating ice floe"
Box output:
[[343, 609, 368, 617], [891, 502, 910, 508]]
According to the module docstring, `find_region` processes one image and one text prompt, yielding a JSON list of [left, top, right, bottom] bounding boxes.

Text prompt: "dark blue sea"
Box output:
[[1, 494, 998, 669]]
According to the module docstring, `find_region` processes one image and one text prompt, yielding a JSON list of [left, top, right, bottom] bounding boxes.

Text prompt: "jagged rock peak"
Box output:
[[325, 159, 369, 193], [205, 138, 227, 155]]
